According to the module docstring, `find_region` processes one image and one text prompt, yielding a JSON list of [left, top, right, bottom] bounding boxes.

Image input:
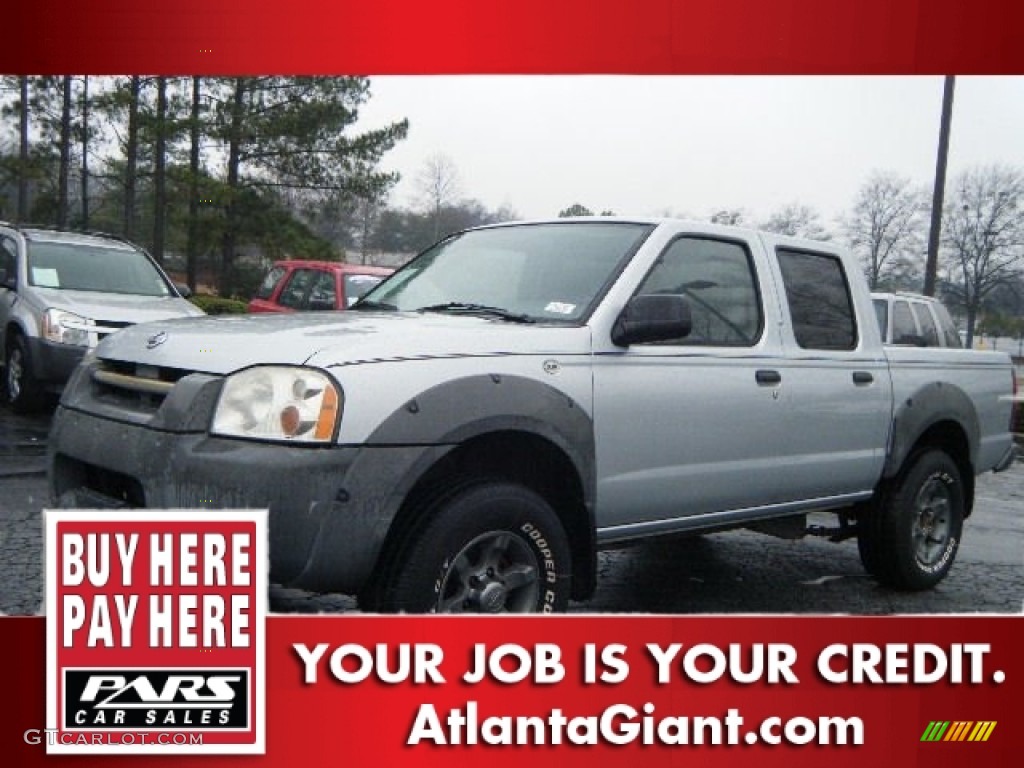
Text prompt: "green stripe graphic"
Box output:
[[921, 721, 950, 742]]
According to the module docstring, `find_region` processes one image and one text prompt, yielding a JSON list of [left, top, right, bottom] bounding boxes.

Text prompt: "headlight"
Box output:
[[211, 366, 342, 444], [42, 308, 93, 347]]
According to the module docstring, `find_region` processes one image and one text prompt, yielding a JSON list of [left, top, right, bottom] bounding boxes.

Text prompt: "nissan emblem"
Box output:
[[146, 331, 169, 349]]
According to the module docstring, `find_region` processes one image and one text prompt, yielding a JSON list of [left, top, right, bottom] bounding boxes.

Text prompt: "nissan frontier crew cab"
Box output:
[[49, 219, 1017, 613]]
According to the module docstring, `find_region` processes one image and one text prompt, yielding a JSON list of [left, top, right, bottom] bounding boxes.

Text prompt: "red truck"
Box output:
[[248, 260, 393, 313]]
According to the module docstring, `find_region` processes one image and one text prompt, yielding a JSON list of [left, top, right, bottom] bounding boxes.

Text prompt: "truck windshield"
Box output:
[[26, 241, 172, 297], [357, 222, 654, 322]]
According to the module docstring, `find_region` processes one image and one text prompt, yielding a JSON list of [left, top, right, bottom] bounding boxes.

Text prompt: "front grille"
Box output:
[[91, 359, 194, 414]]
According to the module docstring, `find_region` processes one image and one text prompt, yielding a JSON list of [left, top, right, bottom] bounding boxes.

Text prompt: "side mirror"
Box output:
[[174, 283, 193, 299], [0, 267, 13, 289], [611, 294, 693, 347], [308, 297, 335, 311]]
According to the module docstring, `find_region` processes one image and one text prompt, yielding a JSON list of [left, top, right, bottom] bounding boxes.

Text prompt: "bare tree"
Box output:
[[356, 193, 386, 264], [709, 209, 745, 226], [940, 165, 1024, 346], [842, 172, 925, 289], [761, 202, 832, 241], [416, 152, 461, 241]]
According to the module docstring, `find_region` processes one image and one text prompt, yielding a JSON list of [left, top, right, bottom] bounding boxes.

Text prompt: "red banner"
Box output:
[[1, 1, 1021, 765], [5, 615, 1022, 765], [2, 0, 1023, 73]]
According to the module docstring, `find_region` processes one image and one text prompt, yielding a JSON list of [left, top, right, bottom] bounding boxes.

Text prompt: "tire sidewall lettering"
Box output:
[[521, 522, 558, 585], [918, 535, 958, 574], [911, 465, 962, 577]]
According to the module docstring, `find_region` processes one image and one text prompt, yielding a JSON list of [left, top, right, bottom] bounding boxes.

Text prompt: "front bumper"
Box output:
[[27, 338, 86, 388], [49, 405, 441, 594]]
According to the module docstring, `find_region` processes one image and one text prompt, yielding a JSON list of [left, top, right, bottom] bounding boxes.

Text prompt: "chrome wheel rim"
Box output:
[[912, 475, 952, 567], [436, 531, 540, 613]]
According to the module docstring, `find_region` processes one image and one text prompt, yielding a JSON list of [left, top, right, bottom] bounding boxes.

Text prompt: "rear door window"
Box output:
[[776, 248, 857, 350], [932, 302, 963, 348], [892, 301, 919, 345], [910, 302, 940, 347]]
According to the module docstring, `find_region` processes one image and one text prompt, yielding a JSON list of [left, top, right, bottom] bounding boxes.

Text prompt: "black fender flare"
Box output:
[[302, 374, 597, 596], [884, 381, 979, 478], [366, 372, 595, 500]]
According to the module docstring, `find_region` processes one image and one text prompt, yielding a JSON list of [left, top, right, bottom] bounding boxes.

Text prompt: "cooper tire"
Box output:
[[376, 481, 571, 613], [858, 449, 964, 590]]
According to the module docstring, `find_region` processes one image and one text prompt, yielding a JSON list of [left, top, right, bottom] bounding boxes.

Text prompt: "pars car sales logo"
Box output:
[[44, 510, 267, 754]]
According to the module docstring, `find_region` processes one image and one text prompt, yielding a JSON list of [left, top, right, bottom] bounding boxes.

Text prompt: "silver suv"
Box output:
[[0, 224, 204, 411]]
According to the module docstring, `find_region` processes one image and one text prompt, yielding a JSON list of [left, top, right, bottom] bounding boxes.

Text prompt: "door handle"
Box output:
[[755, 370, 782, 386], [852, 371, 874, 385]]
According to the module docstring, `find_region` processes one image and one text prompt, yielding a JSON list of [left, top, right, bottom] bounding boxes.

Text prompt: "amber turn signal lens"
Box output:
[[314, 386, 339, 440]]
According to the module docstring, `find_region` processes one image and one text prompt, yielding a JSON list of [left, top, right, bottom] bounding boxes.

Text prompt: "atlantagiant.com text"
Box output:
[[408, 702, 864, 746]]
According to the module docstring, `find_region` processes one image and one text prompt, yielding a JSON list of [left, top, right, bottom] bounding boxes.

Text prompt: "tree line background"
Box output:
[[1, 76, 1022, 346]]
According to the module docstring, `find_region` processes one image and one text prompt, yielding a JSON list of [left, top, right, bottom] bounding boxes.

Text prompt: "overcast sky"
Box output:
[[358, 76, 1024, 228]]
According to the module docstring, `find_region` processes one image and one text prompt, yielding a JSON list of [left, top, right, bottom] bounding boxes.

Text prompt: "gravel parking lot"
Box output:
[[2, 404, 1021, 616]]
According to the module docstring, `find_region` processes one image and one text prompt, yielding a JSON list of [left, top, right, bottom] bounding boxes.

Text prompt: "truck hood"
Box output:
[[32, 288, 204, 323], [95, 311, 591, 374]]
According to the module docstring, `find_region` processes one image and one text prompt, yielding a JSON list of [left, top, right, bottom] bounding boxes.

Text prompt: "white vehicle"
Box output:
[[872, 291, 962, 348]]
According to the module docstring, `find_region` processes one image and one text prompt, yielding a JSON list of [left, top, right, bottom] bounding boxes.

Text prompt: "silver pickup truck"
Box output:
[[48, 219, 1017, 613]]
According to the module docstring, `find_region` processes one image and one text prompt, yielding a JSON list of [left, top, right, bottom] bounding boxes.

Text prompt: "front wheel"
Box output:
[[857, 449, 965, 590], [4, 335, 44, 413], [374, 481, 572, 613]]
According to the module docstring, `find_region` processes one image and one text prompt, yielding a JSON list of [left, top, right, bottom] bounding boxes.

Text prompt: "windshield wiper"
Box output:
[[351, 299, 397, 311], [416, 302, 536, 323]]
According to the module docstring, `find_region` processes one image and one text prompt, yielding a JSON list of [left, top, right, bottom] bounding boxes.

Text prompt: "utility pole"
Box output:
[[923, 75, 955, 296]]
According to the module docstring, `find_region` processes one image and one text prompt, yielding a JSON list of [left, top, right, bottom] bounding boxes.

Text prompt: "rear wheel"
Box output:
[[374, 480, 572, 613], [4, 334, 43, 413], [857, 449, 964, 590]]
